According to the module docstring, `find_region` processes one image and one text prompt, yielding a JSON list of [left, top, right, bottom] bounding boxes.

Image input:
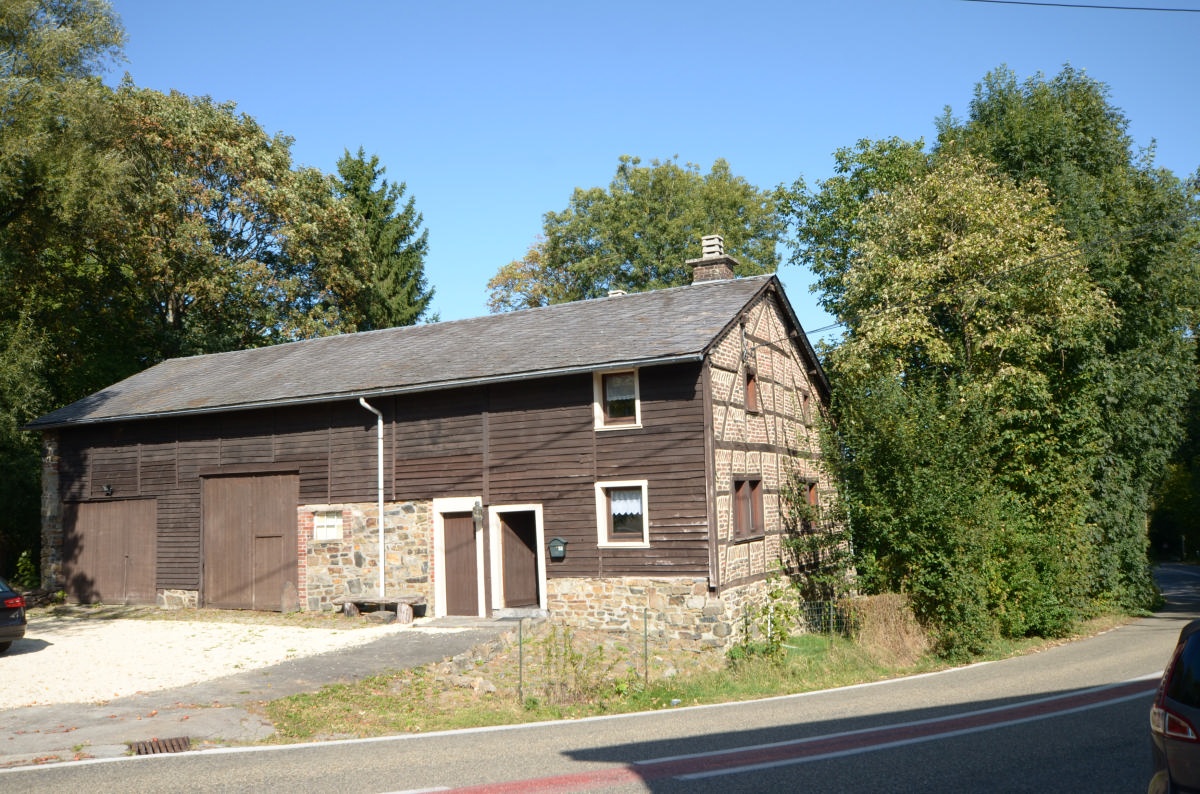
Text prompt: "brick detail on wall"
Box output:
[[297, 500, 434, 612], [707, 289, 837, 593]]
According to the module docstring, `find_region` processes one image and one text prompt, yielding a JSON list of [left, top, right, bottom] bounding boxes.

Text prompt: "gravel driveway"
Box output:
[[0, 608, 403, 709]]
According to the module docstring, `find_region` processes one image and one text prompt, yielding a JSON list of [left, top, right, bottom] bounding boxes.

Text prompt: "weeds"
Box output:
[[256, 605, 1131, 745]]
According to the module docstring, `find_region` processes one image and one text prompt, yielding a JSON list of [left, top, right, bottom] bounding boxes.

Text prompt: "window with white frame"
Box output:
[[595, 480, 650, 546], [313, 510, 344, 541], [593, 370, 641, 429]]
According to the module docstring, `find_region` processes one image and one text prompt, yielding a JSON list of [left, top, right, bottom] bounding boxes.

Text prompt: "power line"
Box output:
[[960, 0, 1200, 11]]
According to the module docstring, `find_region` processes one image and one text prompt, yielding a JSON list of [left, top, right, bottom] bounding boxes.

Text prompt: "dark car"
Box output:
[[0, 575, 25, 654], [1151, 619, 1200, 793]]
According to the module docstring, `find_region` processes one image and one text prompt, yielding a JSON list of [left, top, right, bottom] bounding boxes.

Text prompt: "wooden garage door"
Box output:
[[63, 499, 157, 605], [202, 474, 298, 611]]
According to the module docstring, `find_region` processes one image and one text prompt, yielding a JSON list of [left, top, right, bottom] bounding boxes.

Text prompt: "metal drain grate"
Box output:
[[131, 736, 191, 755]]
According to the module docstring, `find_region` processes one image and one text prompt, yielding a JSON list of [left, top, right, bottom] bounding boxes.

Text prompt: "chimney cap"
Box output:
[[687, 233, 739, 283], [701, 234, 725, 258]]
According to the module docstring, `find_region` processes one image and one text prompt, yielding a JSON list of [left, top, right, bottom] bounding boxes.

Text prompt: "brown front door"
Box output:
[[443, 512, 478, 616], [63, 499, 157, 605], [202, 474, 298, 611], [501, 511, 539, 608]]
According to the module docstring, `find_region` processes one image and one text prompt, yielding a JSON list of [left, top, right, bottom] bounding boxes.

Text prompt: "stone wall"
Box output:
[[546, 576, 745, 652], [39, 432, 63, 592], [157, 588, 198, 609], [297, 500, 434, 612]]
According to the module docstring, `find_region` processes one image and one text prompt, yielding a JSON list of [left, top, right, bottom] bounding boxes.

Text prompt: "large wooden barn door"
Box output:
[[443, 512, 479, 616], [63, 500, 157, 605], [500, 511, 539, 608], [202, 474, 298, 611]]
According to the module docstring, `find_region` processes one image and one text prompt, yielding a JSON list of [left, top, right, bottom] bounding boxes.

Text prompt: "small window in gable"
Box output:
[[745, 369, 759, 413], [313, 510, 344, 541], [733, 478, 764, 539], [596, 480, 650, 546], [594, 370, 641, 429]]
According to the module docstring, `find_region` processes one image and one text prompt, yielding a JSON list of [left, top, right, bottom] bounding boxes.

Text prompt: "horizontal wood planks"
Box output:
[[53, 361, 713, 596]]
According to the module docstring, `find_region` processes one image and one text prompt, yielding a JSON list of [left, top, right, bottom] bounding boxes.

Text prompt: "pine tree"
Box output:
[[336, 148, 433, 328]]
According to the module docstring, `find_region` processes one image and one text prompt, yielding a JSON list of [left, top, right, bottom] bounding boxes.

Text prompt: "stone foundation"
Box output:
[[298, 500, 434, 612], [157, 589, 199, 609], [545, 576, 779, 653], [39, 432, 63, 592]]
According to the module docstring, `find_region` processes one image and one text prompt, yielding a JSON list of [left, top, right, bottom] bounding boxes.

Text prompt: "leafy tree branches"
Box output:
[[786, 66, 1199, 656], [488, 156, 782, 311], [0, 1, 433, 577]]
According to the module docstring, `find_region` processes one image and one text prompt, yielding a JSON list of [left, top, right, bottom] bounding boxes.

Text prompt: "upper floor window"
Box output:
[[594, 370, 641, 429], [596, 480, 650, 546], [733, 478, 764, 539], [745, 369, 759, 413]]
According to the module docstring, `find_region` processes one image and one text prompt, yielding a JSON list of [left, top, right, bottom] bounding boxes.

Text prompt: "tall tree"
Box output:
[[0, 0, 125, 575], [793, 148, 1113, 656], [488, 156, 782, 311], [784, 66, 1200, 655], [335, 148, 433, 328], [84, 84, 370, 364], [938, 66, 1200, 609]]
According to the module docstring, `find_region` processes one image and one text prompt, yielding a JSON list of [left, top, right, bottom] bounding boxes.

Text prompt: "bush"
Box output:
[[842, 593, 929, 666]]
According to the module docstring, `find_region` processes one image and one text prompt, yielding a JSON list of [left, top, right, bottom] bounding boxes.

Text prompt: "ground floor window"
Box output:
[[596, 480, 650, 546]]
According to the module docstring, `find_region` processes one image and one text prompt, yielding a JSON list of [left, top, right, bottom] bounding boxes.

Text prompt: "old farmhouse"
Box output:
[[29, 237, 833, 650]]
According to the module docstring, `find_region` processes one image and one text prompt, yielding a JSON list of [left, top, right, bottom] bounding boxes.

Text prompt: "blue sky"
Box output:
[[104, 0, 1197, 342]]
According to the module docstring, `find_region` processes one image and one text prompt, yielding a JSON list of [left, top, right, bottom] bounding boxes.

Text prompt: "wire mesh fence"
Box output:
[[510, 610, 724, 707], [799, 599, 855, 636]]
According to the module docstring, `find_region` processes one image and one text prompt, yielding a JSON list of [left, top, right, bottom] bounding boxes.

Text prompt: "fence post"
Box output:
[[518, 618, 524, 705], [643, 608, 649, 689]]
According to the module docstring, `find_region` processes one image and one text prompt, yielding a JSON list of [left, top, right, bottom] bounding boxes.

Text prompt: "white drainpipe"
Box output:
[[358, 398, 386, 600]]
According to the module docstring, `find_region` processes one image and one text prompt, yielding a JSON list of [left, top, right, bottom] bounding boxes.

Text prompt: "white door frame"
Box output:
[[487, 504, 546, 610], [432, 496, 485, 618]]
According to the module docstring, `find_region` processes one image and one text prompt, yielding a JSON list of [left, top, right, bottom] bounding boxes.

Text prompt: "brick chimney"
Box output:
[[687, 234, 739, 283]]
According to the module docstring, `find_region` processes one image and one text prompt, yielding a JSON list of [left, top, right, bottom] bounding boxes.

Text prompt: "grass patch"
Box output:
[[256, 631, 944, 743], [255, 601, 1136, 744]]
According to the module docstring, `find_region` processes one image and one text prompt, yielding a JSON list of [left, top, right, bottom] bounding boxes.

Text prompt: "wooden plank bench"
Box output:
[[332, 594, 425, 624]]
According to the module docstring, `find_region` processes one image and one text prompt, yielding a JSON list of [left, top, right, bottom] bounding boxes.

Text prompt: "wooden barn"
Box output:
[[29, 237, 833, 649]]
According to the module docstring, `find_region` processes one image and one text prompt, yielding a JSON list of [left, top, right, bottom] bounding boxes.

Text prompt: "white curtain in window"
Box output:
[[606, 374, 636, 401], [610, 488, 642, 516]]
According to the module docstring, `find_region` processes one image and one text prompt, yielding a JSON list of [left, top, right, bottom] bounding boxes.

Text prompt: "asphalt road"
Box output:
[[3, 565, 1196, 793]]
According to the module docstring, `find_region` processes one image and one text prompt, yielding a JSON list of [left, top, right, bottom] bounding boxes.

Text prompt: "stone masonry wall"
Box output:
[[547, 576, 742, 653], [39, 432, 63, 592], [298, 500, 433, 612]]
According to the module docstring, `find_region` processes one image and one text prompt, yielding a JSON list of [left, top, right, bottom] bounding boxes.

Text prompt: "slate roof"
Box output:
[[30, 274, 821, 429]]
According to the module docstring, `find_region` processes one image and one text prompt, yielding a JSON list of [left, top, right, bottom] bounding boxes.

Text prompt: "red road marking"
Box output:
[[444, 677, 1158, 793]]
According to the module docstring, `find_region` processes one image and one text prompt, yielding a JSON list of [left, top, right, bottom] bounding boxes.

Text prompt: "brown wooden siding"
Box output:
[[53, 361, 711, 604], [593, 365, 709, 577]]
